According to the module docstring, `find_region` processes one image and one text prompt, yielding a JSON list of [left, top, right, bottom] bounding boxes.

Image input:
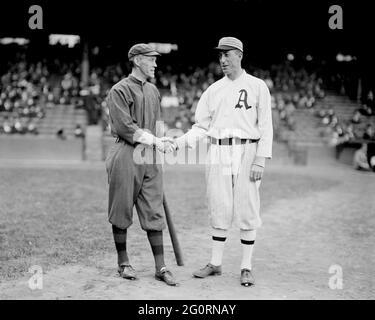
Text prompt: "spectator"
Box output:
[[2, 116, 13, 134], [14, 118, 26, 134], [353, 144, 371, 171], [351, 110, 362, 124], [343, 123, 356, 141], [329, 124, 343, 146], [367, 142, 375, 172], [321, 109, 333, 125], [27, 119, 38, 134], [56, 128, 66, 140], [362, 90, 374, 112], [357, 104, 373, 117], [74, 124, 85, 138], [363, 124, 374, 140]]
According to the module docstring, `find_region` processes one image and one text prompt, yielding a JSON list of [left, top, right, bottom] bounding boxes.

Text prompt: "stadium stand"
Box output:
[[1, 43, 374, 166]]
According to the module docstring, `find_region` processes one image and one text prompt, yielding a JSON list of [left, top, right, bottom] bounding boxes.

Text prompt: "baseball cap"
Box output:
[[214, 37, 243, 52], [128, 43, 161, 60]]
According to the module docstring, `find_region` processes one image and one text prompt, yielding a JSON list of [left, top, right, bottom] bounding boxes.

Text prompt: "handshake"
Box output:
[[154, 137, 179, 153]]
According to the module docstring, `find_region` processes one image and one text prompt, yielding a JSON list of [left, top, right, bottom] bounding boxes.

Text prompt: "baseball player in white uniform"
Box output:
[[173, 37, 273, 286]]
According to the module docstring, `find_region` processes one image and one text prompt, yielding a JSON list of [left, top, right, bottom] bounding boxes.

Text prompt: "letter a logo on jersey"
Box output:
[[235, 89, 252, 110]]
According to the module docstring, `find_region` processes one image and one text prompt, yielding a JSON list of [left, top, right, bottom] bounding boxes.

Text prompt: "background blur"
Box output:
[[1, 0, 374, 167]]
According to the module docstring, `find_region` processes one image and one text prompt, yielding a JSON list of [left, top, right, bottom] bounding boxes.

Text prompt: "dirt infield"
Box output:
[[0, 161, 374, 300]]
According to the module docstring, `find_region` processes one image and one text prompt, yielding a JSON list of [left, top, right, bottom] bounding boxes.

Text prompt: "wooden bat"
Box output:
[[163, 193, 184, 266]]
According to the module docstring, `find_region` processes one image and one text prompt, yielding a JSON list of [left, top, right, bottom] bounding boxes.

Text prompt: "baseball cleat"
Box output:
[[240, 268, 255, 286], [193, 263, 222, 278], [118, 264, 137, 280], [155, 267, 178, 286]]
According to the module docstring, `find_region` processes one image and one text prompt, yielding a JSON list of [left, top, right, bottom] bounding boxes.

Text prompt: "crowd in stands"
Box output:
[[0, 39, 333, 141], [259, 63, 326, 138], [311, 87, 375, 172], [0, 58, 47, 134], [316, 91, 375, 147], [101, 61, 328, 140], [1, 45, 374, 170], [0, 47, 98, 136], [1, 41, 330, 141]]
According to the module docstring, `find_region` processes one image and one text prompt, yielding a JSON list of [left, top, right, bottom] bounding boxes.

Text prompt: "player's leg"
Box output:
[[233, 142, 262, 231], [239, 229, 256, 286], [240, 230, 256, 270], [146, 229, 165, 272], [233, 142, 261, 286], [210, 228, 227, 267], [135, 161, 177, 286], [192, 227, 227, 278], [135, 162, 165, 271], [193, 145, 232, 278], [112, 224, 137, 280], [107, 144, 138, 279], [205, 144, 234, 230], [112, 225, 129, 266], [107, 144, 137, 229]]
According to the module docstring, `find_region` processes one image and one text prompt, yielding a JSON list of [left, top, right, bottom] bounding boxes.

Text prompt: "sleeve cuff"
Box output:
[[135, 130, 155, 146], [255, 146, 272, 159], [253, 156, 266, 167], [175, 136, 186, 150]]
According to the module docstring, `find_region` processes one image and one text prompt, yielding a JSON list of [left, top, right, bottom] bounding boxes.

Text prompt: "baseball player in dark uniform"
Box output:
[[105, 43, 177, 286]]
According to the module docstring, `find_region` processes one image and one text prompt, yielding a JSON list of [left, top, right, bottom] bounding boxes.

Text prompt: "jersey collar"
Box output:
[[129, 74, 147, 86], [225, 69, 246, 82]]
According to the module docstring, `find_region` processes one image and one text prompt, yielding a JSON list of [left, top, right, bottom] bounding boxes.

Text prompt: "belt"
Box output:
[[115, 137, 142, 148], [210, 137, 259, 145]]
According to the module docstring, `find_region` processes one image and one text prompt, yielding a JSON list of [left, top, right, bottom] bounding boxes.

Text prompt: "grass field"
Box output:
[[0, 163, 338, 280], [1, 162, 375, 299]]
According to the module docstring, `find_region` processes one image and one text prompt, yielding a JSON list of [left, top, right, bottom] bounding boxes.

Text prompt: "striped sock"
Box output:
[[210, 228, 228, 266], [240, 230, 256, 270], [112, 225, 129, 266], [147, 230, 165, 272]]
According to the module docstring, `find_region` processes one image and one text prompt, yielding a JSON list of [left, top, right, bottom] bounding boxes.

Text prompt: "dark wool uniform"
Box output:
[[105, 75, 165, 231]]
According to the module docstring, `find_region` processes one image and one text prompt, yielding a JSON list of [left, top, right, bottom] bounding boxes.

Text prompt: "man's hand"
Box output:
[[250, 156, 266, 182], [155, 137, 177, 153], [250, 164, 264, 182], [161, 137, 178, 153]]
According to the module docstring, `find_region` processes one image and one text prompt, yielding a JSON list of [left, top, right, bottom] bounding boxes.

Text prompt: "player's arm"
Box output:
[[250, 81, 273, 181], [153, 88, 176, 152], [255, 81, 273, 161], [107, 88, 171, 151], [174, 90, 211, 150]]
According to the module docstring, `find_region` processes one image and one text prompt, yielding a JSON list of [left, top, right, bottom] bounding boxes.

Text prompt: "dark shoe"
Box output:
[[118, 264, 137, 280], [193, 263, 222, 278], [240, 268, 255, 286], [155, 267, 178, 286]]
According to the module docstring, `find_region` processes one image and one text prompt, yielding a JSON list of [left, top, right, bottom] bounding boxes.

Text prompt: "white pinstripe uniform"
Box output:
[[176, 70, 273, 231]]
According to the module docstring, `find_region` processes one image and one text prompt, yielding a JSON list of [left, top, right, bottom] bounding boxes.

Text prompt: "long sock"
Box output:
[[112, 225, 129, 266], [147, 230, 165, 272], [240, 230, 256, 270], [210, 228, 227, 266]]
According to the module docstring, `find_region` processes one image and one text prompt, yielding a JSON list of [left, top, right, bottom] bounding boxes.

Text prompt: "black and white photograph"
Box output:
[[0, 0, 374, 308]]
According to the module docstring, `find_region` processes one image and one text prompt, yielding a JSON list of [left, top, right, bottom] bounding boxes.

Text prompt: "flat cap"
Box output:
[[128, 43, 161, 60], [214, 37, 243, 52]]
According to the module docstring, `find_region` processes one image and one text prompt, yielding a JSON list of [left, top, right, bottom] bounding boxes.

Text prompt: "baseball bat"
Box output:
[[163, 193, 184, 266]]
